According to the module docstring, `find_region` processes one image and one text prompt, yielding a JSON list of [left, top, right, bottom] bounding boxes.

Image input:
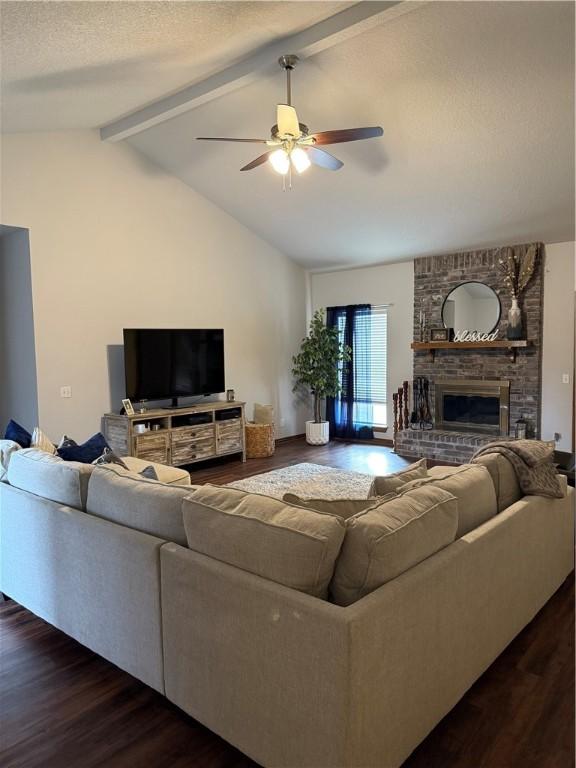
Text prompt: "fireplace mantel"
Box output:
[[411, 339, 530, 362]]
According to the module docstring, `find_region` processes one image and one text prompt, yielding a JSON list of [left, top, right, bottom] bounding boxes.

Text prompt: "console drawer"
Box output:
[[171, 424, 215, 442], [172, 435, 215, 465], [134, 433, 169, 464]]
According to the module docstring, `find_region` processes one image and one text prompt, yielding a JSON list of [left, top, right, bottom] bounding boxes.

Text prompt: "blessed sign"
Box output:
[[454, 330, 499, 342]]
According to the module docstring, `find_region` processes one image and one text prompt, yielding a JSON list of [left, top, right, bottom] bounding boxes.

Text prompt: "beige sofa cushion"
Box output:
[[6, 447, 95, 510], [183, 484, 346, 599], [369, 458, 427, 496], [120, 456, 191, 486], [331, 485, 458, 606], [473, 453, 522, 512], [86, 466, 193, 545], [282, 493, 388, 521], [402, 464, 497, 537]]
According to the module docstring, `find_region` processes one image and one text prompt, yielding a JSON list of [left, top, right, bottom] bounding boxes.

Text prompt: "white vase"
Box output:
[[507, 297, 522, 340], [306, 420, 330, 445]]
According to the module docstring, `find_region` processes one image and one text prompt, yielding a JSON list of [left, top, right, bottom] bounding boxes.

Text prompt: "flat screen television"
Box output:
[[123, 329, 225, 406]]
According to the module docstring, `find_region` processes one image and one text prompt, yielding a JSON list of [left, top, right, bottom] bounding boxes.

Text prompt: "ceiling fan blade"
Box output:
[[277, 104, 301, 138], [311, 127, 383, 145], [306, 147, 343, 171], [240, 152, 273, 172], [196, 137, 268, 143]]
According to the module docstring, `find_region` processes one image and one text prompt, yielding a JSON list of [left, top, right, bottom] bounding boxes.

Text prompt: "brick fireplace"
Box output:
[[396, 243, 543, 463]]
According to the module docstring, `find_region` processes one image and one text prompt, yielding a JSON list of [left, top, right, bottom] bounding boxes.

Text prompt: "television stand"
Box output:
[[103, 401, 246, 467]]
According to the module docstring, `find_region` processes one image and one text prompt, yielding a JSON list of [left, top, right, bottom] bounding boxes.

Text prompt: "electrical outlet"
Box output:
[[562, 373, 570, 384], [280, 417, 286, 428], [60, 386, 72, 398]]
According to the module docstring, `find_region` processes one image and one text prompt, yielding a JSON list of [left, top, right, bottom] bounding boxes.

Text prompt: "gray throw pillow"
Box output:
[[282, 493, 390, 521], [331, 484, 458, 606], [92, 447, 129, 470], [139, 465, 159, 480], [369, 458, 428, 496]]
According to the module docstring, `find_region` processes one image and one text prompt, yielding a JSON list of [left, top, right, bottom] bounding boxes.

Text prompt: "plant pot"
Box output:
[[306, 420, 330, 446]]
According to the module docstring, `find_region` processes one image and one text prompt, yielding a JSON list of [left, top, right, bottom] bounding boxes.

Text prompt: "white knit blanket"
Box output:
[[227, 462, 373, 500]]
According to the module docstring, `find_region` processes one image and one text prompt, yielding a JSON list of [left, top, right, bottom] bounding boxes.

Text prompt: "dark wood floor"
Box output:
[[1, 440, 574, 768]]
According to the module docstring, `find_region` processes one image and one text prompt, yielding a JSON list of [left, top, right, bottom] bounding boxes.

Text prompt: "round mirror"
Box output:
[[441, 281, 501, 335]]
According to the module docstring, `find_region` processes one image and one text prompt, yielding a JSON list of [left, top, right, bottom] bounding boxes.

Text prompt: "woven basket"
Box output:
[[245, 422, 275, 459]]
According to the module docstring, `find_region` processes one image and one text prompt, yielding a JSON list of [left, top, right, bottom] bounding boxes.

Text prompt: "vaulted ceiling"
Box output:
[[2, 1, 574, 269]]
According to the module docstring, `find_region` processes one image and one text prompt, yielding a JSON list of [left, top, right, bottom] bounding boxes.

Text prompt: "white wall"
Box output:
[[0, 227, 39, 432], [310, 261, 414, 432], [542, 241, 575, 450], [1, 131, 307, 441]]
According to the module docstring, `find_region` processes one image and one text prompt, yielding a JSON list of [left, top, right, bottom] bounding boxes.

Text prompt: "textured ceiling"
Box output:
[[2, 1, 574, 269], [0, 1, 349, 131], [127, 1, 575, 268]]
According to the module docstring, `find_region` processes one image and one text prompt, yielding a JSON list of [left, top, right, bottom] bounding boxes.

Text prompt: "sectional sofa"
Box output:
[[0, 448, 573, 768]]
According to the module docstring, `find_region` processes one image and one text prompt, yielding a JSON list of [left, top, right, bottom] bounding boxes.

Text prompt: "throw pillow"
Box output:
[[282, 492, 390, 521], [369, 458, 427, 496], [31, 427, 56, 455], [401, 464, 497, 537], [139, 465, 159, 480], [331, 484, 458, 606], [4, 420, 32, 448], [0, 439, 21, 482], [183, 484, 346, 598], [254, 403, 275, 424], [92, 447, 129, 469], [57, 435, 77, 449], [57, 432, 110, 464]]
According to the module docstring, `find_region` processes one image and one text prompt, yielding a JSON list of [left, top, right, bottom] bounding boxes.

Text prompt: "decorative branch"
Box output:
[[498, 245, 537, 300]]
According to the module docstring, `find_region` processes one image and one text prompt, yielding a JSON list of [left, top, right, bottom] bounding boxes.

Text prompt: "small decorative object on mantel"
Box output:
[[430, 327, 454, 342], [454, 329, 499, 342], [499, 245, 537, 340], [226, 389, 235, 402]]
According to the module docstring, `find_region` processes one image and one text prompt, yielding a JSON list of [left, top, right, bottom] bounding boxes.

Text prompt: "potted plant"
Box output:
[[292, 309, 351, 445]]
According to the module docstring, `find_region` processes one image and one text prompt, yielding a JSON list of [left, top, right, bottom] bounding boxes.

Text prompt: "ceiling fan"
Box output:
[[196, 55, 383, 184]]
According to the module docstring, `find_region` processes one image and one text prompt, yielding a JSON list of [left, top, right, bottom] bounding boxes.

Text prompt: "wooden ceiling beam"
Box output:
[[100, 1, 422, 142]]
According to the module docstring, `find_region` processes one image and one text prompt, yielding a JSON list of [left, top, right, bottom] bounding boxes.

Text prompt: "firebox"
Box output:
[[434, 379, 510, 436]]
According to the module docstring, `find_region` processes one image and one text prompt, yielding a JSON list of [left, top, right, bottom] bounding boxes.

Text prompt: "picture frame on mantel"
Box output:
[[430, 327, 454, 342]]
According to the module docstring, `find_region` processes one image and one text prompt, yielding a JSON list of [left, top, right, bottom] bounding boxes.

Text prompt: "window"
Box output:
[[366, 307, 387, 427], [331, 305, 388, 430]]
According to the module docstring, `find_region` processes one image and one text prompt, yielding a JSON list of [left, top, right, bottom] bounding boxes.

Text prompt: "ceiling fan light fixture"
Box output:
[[269, 148, 290, 175], [290, 147, 311, 173]]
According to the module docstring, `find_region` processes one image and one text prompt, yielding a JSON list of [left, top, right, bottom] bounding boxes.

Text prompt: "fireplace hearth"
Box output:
[[434, 379, 510, 436]]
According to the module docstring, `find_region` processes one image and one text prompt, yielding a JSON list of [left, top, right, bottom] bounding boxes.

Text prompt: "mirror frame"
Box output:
[[441, 280, 501, 334]]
